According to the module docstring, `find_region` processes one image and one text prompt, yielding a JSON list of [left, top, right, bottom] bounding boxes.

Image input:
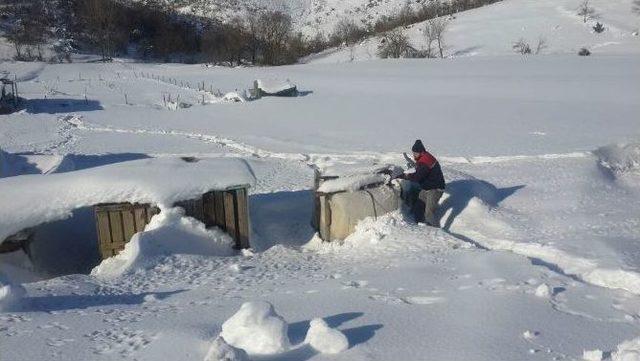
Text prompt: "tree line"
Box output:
[[2, 0, 504, 65]]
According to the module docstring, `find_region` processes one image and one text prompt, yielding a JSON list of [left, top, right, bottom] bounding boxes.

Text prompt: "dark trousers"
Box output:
[[402, 181, 444, 226]]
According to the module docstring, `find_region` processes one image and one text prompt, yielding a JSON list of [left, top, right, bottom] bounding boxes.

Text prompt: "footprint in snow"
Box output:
[[47, 338, 75, 347], [342, 280, 369, 289]]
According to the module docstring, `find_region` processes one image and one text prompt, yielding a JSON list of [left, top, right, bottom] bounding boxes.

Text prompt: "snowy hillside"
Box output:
[[139, 0, 434, 35], [306, 0, 640, 63]]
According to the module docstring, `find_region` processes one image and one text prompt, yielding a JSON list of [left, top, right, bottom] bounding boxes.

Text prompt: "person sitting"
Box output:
[[397, 140, 446, 226]]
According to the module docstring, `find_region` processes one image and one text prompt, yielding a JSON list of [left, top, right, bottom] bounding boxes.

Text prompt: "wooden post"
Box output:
[[235, 189, 250, 249], [223, 191, 238, 247]]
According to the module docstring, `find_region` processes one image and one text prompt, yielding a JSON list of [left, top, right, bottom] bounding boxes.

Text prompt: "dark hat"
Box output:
[[412, 139, 426, 153]]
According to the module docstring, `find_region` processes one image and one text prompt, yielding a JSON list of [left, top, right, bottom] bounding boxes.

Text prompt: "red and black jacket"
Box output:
[[406, 152, 446, 191]]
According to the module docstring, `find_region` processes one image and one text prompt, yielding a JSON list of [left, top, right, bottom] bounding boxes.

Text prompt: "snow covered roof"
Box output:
[[319, 164, 395, 178], [316, 164, 398, 193], [255, 79, 297, 95], [0, 157, 256, 243]]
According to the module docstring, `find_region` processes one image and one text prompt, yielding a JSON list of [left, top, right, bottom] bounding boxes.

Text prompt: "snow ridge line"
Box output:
[[439, 152, 591, 165], [63, 115, 593, 167], [65, 117, 308, 162]]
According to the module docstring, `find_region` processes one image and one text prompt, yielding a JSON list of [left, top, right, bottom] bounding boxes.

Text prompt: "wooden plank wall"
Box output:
[[95, 203, 159, 260], [95, 188, 250, 260]]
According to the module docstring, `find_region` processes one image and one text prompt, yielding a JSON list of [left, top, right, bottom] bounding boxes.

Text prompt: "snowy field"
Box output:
[[2, 1, 640, 360], [0, 54, 638, 361]]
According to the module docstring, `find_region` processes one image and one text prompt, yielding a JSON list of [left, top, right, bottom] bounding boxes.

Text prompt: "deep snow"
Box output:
[[1, 3, 640, 358]]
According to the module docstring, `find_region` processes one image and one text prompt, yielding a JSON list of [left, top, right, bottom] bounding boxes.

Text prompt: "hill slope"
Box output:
[[304, 0, 640, 63]]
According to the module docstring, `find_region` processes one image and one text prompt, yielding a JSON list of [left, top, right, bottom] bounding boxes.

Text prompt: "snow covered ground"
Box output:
[[0, 54, 638, 360], [1, 3, 640, 358]]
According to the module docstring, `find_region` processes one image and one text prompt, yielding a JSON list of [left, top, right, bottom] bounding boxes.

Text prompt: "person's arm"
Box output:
[[406, 163, 431, 183]]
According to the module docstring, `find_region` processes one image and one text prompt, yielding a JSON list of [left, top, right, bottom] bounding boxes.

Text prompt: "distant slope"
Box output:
[[304, 0, 640, 63]]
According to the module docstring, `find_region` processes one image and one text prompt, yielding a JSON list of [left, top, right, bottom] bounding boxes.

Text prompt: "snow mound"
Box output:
[[220, 301, 290, 355], [583, 349, 604, 361], [612, 337, 640, 361], [222, 92, 246, 103], [204, 336, 248, 361], [595, 143, 640, 176], [0, 279, 26, 312], [535, 283, 552, 298], [304, 318, 349, 354], [91, 207, 235, 279]]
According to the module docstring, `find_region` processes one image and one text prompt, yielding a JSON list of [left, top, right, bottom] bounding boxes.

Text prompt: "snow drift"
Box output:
[[220, 301, 290, 355], [0, 276, 26, 312], [446, 195, 640, 296], [92, 207, 235, 279]]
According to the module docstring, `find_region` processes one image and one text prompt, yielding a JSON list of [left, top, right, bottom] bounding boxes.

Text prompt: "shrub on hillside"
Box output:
[[578, 47, 591, 56]]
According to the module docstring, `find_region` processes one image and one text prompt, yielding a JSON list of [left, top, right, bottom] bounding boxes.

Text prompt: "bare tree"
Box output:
[[256, 11, 293, 65], [513, 36, 548, 55], [513, 39, 532, 55], [423, 18, 449, 58], [577, 0, 596, 23], [78, 0, 122, 61], [534, 37, 548, 55], [245, 12, 262, 64], [5, 0, 51, 61], [331, 18, 366, 46], [377, 29, 410, 58]]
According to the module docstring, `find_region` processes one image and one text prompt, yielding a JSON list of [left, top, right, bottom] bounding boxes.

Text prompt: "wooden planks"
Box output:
[[95, 188, 251, 261], [95, 203, 159, 259], [235, 188, 250, 250], [178, 189, 250, 250]]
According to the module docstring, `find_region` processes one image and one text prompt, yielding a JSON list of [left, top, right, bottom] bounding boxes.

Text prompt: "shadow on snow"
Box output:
[[437, 179, 525, 231], [249, 190, 315, 251], [24, 98, 103, 114], [19, 290, 186, 312]]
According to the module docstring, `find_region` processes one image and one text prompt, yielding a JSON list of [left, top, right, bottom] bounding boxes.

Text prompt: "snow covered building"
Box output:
[[252, 79, 298, 98], [0, 157, 255, 272]]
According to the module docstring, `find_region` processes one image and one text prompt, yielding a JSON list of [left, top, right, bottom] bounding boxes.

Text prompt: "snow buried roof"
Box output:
[[316, 163, 397, 193], [255, 79, 296, 94], [0, 157, 255, 243]]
